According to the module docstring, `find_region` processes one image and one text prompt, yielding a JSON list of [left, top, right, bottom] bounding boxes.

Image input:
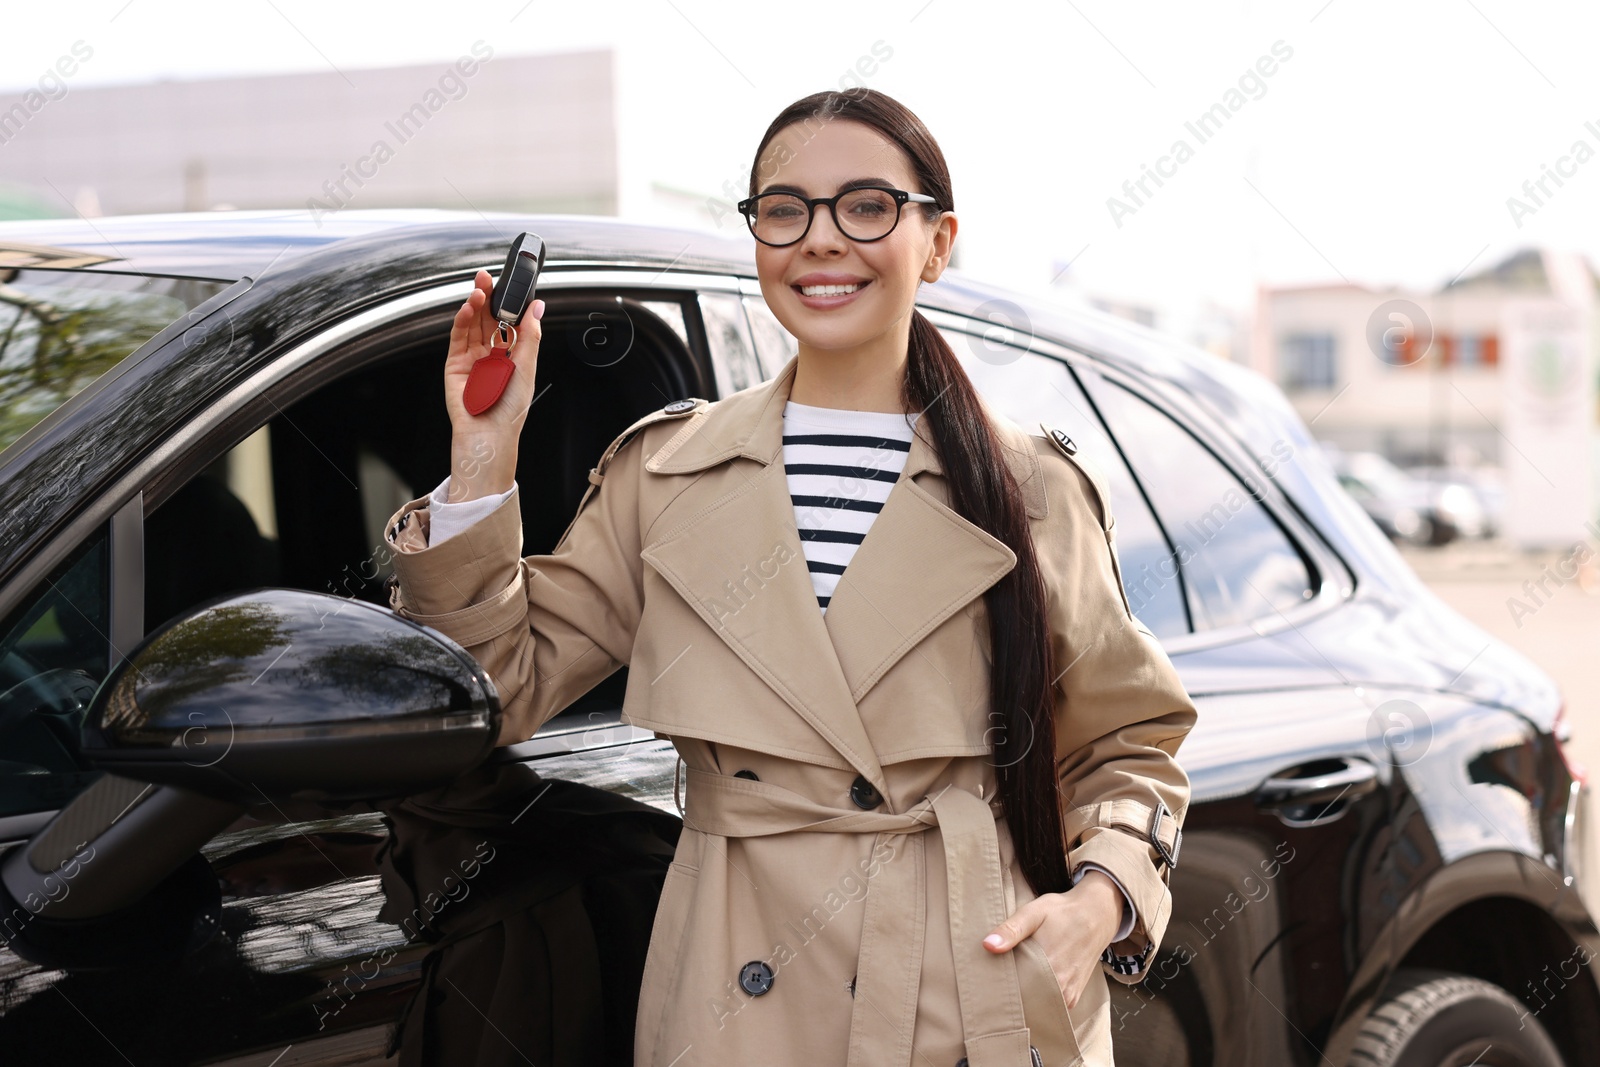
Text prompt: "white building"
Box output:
[[0, 47, 620, 219], [1254, 248, 1600, 545]]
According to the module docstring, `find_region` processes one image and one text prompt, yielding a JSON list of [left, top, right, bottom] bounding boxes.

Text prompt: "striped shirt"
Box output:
[[782, 400, 922, 614]]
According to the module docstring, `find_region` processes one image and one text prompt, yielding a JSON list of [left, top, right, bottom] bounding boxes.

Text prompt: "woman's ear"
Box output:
[[921, 211, 958, 282]]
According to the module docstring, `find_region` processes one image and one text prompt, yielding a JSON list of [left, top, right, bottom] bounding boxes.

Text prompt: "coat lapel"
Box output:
[[639, 353, 1046, 788]]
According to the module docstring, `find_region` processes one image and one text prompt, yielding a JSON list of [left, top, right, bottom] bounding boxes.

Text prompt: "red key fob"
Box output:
[[463, 346, 515, 416]]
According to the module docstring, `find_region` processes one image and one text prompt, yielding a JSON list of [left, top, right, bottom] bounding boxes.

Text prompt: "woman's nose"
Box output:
[[798, 206, 850, 255]]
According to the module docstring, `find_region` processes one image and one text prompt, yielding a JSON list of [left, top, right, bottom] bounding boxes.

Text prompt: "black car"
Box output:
[[0, 210, 1591, 1066]]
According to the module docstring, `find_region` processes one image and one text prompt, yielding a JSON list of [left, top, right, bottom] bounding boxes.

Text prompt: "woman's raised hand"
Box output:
[[441, 268, 546, 502]]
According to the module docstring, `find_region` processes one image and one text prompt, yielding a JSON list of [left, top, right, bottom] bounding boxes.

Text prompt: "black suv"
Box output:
[[0, 210, 1591, 1066]]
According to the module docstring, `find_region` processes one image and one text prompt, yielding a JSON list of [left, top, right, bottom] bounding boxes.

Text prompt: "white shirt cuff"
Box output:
[[426, 475, 516, 547], [1074, 861, 1137, 943]]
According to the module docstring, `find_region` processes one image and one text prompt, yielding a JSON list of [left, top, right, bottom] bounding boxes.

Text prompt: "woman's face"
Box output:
[[750, 117, 956, 359]]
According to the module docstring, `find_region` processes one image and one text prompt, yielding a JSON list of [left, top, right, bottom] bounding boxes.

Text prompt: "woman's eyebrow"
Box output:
[[756, 176, 900, 197]]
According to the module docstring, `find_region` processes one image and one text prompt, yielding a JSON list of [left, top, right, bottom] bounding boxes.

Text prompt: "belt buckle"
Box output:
[[1149, 798, 1181, 869]]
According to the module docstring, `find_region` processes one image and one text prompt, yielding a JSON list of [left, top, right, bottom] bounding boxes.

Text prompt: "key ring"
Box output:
[[494, 320, 518, 351]]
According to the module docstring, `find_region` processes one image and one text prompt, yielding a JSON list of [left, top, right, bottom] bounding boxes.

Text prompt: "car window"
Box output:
[[1085, 376, 1314, 631], [0, 525, 108, 818], [943, 329, 1190, 639], [741, 293, 798, 378], [142, 293, 706, 739], [0, 269, 230, 454], [699, 291, 763, 395]]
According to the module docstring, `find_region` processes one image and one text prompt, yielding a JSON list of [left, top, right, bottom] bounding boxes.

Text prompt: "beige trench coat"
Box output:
[[383, 352, 1197, 1067]]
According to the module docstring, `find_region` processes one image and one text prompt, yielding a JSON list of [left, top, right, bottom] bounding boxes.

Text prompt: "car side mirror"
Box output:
[[84, 587, 501, 801], [0, 588, 501, 970]]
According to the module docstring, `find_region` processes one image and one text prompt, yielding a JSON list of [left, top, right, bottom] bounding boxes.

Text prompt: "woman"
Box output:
[[384, 88, 1196, 1067]]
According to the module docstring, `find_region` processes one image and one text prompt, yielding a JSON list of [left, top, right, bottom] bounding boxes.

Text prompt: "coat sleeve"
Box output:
[[380, 417, 672, 747], [1034, 430, 1197, 984]]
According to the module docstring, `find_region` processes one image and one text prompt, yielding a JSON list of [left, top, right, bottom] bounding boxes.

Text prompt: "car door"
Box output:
[[0, 269, 726, 1065], [1080, 359, 1403, 1066]]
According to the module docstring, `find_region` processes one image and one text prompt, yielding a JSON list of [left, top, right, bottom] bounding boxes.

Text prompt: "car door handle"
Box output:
[[1256, 759, 1379, 825]]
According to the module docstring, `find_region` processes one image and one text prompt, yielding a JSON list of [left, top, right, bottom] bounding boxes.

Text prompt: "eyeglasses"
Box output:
[[736, 187, 940, 247]]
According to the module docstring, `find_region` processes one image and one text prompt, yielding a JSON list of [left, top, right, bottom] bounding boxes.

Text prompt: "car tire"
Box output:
[[1348, 968, 1565, 1067]]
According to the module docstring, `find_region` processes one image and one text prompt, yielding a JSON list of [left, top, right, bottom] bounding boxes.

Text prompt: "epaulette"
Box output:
[[588, 398, 710, 489], [1038, 422, 1133, 619], [551, 398, 708, 554], [1038, 423, 1114, 537]]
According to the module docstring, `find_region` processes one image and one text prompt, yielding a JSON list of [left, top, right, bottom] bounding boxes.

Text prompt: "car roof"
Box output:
[[0, 208, 762, 281]]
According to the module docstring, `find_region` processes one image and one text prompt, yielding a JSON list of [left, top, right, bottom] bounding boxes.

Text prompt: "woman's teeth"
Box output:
[[800, 282, 864, 296]]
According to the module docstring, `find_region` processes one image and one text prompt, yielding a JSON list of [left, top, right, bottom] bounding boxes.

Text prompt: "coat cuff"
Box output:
[[1069, 825, 1174, 982], [383, 485, 528, 647]]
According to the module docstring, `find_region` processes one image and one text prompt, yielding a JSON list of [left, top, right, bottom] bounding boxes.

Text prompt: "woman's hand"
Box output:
[[982, 869, 1123, 1010], [442, 268, 546, 502]]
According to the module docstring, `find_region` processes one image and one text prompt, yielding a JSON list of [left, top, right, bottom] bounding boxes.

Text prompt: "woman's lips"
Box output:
[[793, 279, 871, 309]]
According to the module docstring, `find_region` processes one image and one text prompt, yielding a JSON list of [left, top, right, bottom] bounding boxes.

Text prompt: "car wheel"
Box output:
[[1348, 968, 1564, 1067]]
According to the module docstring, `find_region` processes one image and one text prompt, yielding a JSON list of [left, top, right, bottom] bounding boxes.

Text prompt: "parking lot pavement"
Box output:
[[1402, 538, 1600, 892]]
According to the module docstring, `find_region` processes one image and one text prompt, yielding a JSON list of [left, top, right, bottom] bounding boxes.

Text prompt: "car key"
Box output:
[[464, 232, 545, 416]]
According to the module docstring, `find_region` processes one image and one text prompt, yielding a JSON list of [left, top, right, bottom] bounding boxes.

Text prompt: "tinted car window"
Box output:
[[0, 269, 229, 453], [699, 291, 762, 395], [944, 332, 1190, 639], [1087, 378, 1314, 630], [0, 526, 107, 817], [742, 293, 798, 378]]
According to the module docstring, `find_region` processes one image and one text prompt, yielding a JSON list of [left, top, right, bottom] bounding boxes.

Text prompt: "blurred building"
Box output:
[[1048, 265, 1251, 363], [1254, 247, 1600, 545], [0, 47, 619, 219]]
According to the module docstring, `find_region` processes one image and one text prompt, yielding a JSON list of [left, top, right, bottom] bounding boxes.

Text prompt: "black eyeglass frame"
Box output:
[[735, 187, 941, 247]]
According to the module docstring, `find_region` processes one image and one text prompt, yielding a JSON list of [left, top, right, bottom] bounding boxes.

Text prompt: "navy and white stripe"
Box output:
[[782, 400, 921, 614]]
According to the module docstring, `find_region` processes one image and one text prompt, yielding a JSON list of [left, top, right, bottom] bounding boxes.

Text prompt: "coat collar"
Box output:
[[637, 353, 1045, 794], [644, 352, 1046, 510]]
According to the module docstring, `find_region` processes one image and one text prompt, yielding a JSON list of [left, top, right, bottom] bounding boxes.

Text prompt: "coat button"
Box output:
[[849, 775, 881, 810], [734, 769, 759, 781], [1050, 427, 1077, 455], [664, 399, 697, 414], [739, 960, 774, 996]]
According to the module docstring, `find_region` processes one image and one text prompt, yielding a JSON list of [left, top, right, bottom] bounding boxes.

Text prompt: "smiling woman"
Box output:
[[381, 86, 1196, 1067]]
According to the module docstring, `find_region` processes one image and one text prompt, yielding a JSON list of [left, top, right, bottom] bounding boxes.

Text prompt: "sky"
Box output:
[[2, 0, 1597, 322]]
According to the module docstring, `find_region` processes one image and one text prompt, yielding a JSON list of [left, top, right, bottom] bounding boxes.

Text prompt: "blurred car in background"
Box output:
[[1411, 464, 1506, 539], [1325, 447, 1486, 546], [0, 210, 1591, 1067]]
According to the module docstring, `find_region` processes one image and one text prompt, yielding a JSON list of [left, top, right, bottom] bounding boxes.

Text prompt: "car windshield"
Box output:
[[0, 268, 229, 454]]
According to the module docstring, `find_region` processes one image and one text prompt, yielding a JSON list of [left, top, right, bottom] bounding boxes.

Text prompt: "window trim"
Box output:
[[1081, 369, 1324, 637], [107, 491, 143, 671]]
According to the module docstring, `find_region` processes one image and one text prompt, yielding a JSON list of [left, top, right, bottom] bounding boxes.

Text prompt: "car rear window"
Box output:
[[0, 268, 229, 454]]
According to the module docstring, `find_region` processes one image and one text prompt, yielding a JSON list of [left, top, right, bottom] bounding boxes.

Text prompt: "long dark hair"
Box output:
[[748, 89, 1069, 897]]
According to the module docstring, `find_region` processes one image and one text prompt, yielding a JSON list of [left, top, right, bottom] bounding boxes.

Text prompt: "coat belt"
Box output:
[[683, 768, 1039, 1067]]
